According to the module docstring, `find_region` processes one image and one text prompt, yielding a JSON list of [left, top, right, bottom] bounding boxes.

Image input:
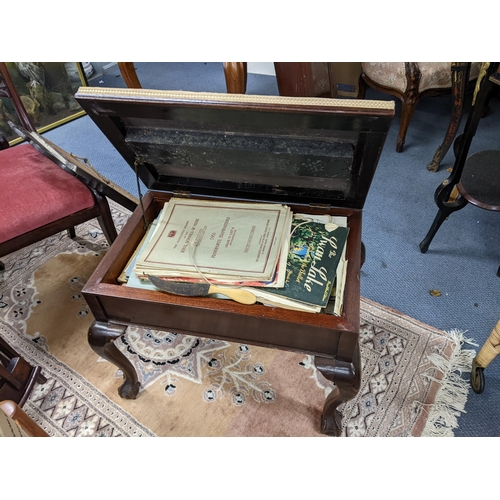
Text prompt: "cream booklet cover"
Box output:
[[134, 198, 292, 282]]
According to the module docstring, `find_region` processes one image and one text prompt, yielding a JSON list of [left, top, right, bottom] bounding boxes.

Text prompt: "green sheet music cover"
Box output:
[[266, 219, 348, 308]]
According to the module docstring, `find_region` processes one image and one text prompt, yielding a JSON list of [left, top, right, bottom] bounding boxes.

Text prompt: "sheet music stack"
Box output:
[[134, 197, 292, 287], [123, 198, 349, 315]]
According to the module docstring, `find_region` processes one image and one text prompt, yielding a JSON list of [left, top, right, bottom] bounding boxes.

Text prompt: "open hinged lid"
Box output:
[[75, 87, 394, 209]]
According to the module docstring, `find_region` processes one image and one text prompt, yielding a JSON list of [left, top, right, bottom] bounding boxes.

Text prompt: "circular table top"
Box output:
[[458, 150, 500, 211]]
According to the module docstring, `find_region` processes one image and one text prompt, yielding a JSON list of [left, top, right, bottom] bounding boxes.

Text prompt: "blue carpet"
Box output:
[[44, 62, 500, 437]]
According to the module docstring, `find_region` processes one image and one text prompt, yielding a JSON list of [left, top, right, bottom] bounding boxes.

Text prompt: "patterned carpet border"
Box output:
[[0, 321, 155, 437], [359, 297, 475, 437]]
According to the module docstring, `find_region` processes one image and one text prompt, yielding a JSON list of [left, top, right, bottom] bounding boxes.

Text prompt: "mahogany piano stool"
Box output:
[[76, 87, 394, 436]]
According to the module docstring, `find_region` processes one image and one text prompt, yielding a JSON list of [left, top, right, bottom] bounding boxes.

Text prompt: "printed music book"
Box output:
[[134, 198, 292, 284]]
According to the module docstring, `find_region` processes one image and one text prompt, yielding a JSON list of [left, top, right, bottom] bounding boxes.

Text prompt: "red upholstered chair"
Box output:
[[0, 62, 118, 271]]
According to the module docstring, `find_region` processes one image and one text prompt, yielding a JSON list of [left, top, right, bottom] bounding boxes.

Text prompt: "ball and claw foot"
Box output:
[[321, 386, 343, 436], [88, 321, 141, 400], [118, 379, 141, 399], [315, 352, 360, 437]]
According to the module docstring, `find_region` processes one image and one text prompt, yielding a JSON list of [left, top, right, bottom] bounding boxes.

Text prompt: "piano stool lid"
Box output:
[[75, 87, 394, 209]]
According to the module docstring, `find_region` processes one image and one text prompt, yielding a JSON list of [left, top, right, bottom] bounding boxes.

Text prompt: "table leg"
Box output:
[[419, 181, 468, 253], [427, 63, 470, 172], [314, 343, 361, 436], [88, 321, 141, 399]]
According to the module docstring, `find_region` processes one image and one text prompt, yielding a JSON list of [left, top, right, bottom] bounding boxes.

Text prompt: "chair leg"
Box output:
[[0, 260, 4, 271], [93, 191, 118, 246], [67, 227, 76, 239], [396, 96, 418, 152], [223, 62, 247, 94], [117, 62, 142, 89], [0, 336, 18, 359], [357, 78, 366, 98], [0, 337, 44, 407]]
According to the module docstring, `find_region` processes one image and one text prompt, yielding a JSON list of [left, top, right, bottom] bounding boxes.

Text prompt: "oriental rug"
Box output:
[[0, 202, 475, 437]]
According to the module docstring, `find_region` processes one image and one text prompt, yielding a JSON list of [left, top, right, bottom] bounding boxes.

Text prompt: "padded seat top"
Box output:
[[362, 62, 481, 94], [0, 143, 95, 243]]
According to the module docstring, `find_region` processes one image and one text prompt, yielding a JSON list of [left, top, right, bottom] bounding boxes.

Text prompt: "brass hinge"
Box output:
[[172, 190, 192, 198]]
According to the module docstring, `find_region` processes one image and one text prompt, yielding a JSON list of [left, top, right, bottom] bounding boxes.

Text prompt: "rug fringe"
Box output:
[[418, 329, 477, 437]]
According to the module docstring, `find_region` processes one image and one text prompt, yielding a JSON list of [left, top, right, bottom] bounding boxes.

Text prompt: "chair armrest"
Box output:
[[0, 400, 49, 437]]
